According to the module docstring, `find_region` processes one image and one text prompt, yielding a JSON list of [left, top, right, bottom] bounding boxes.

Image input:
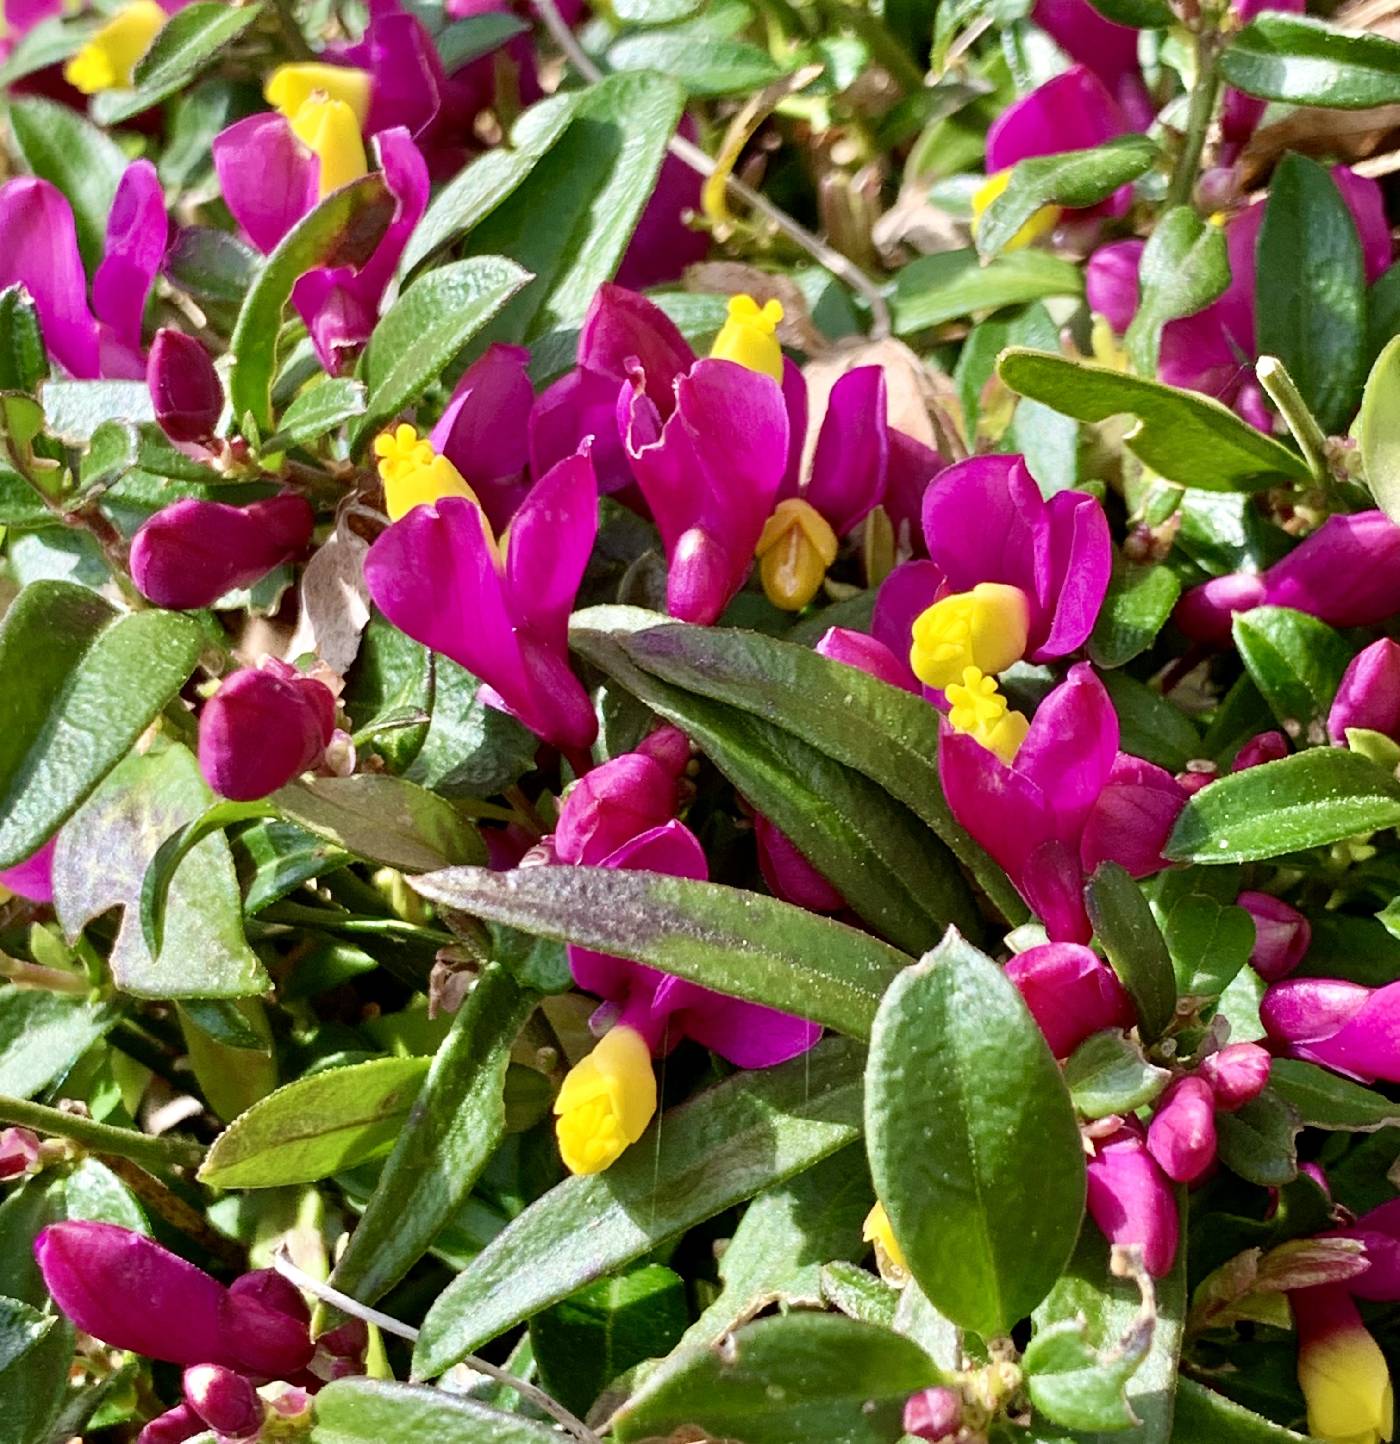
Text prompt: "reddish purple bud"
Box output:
[[1237, 891, 1311, 981], [148, 329, 223, 445], [1329, 638, 1400, 744], [129, 494, 315, 610], [1332, 1196, 1400, 1300], [183, 1365, 263, 1439], [0, 837, 56, 903], [1261, 978, 1400, 1084], [1174, 571, 1267, 645], [636, 724, 692, 778], [1263, 511, 1400, 628], [137, 1403, 206, 1444], [814, 626, 918, 692], [198, 660, 336, 802], [553, 751, 682, 867], [1085, 1123, 1180, 1276], [1199, 1042, 1271, 1111], [903, 1386, 963, 1440], [753, 812, 845, 912], [1233, 731, 1290, 771], [0, 1127, 40, 1179], [227, 1270, 309, 1327], [1147, 1076, 1218, 1184], [1004, 943, 1136, 1058], [1175, 763, 1217, 795]]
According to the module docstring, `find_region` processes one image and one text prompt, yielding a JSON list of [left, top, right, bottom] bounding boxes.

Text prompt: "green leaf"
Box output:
[[0, 582, 202, 867], [612, 1314, 942, 1444], [1162, 893, 1256, 999], [0, 14, 99, 87], [311, 1379, 561, 1444], [1359, 334, 1400, 525], [0, 1299, 68, 1444], [1086, 862, 1178, 1042], [1166, 748, 1400, 863], [1268, 1057, 1400, 1132], [0, 990, 119, 1101], [327, 965, 534, 1307], [574, 608, 1024, 926], [1215, 1088, 1301, 1186], [412, 1035, 864, 1377], [180, 996, 276, 1123], [228, 174, 395, 436], [412, 864, 908, 1040], [41, 379, 154, 441], [1171, 1378, 1312, 1443], [405, 656, 537, 799], [892, 249, 1083, 334], [198, 1056, 430, 1188], [350, 256, 530, 447], [90, 1, 264, 124], [53, 743, 268, 999], [263, 378, 367, 452], [164, 226, 261, 309], [273, 774, 485, 873], [1124, 206, 1231, 377], [1102, 671, 1202, 772], [8, 97, 127, 272], [1024, 1316, 1147, 1431], [532, 1265, 689, 1418], [865, 930, 1085, 1337], [0, 287, 48, 393], [1084, 0, 1172, 26], [1255, 154, 1366, 433], [1232, 605, 1351, 742], [436, 11, 531, 68], [613, 0, 705, 21], [998, 350, 1310, 490], [1064, 1030, 1171, 1119], [607, 32, 786, 94], [976, 136, 1158, 260], [461, 72, 684, 346], [1219, 13, 1400, 109], [822, 1261, 900, 1328], [1089, 561, 1181, 669]]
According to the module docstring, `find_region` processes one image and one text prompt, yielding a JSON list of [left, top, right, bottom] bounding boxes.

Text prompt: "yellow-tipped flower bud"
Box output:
[[1299, 1310, 1395, 1444], [944, 666, 1030, 764], [288, 97, 368, 198], [265, 63, 372, 128], [709, 294, 785, 382], [863, 1201, 908, 1278], [754, 498, 839, 612], [970, 168, 1061, 252], [910, 582, 1031, 692], [63, 0, 165, 94], [374, 424, 480, 521], [554, 1025, 657, 1175]]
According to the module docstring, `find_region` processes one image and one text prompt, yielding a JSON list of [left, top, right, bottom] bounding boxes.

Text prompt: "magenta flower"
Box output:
[[1261, 978, 1400, 1085], [1330, 638, 1400, 745], [148, 329, 223, 446], [0, 1127, 40, 1180], [0, 161, 166, 379], [0, 837, 56, 903], [1085, 1121, 1179, 1276], [1233, 730, 1289, 771], [364, 449, 600, 755], [903, 1387, 963, 1442], [198, 660, 338, 802], [1145, 1075, 1217, 1185], [1031, 0, 1153, 129], [35, 1222, 313, 1376], [1197, 1041, 1272, 1111], [938, 663, 1186, 942], [615, 115, 709, 291], [129, 493, 315, 610], [0, 0, 63, 62], [814, 626, 918, 693], [1004, 942, 1135, 1058], [1237, 891, 1310, 982]]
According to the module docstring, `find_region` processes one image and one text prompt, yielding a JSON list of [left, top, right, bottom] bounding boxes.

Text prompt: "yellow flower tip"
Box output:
[[754, 498, 839, 612], [553, 1025, 657, 1175], [910, 582, 1030, 692], [1300, 1318, 1395, 1444], [374, 424, 480, 521], [863, 1201, 908, 1276], [969, 168, 1062, 251], [287, 96, 368, 198], [709, 293, 786, 382], [944, 665, 1030, 764], [265, 62, 372, 127], [63, 0, 165, 94]]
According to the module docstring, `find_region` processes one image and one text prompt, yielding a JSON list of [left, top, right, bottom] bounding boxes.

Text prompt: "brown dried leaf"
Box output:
[[1239, 105, 1400, 186], [285, 523, 371, 677]]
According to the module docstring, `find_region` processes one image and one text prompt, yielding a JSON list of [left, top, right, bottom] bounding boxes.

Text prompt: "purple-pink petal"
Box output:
[[431, 343, 533, 531], [1079, 753, 1188, 880], [1262, 512, 1400, 628], [92, 159, 167, 371], [213, 113, 319, 255], [1004, 941, 1135, 1057], [814, 626, 918, 692], [1330, 637, 1400, 745], [803, 366, 889, 536]]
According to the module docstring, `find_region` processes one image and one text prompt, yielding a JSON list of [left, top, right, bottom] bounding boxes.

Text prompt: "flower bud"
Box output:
[[1174, 763, 1217, 796], [183, 1365, 263, 1439], [130, 494, 315, 610], [553, 752, 682, 867], [753, 813, 844, 912], [0, 837, 55, 904], [1329, 638, 1400, 745], [1264, 511, 1400, 628], [198, 661, 336, 802], [0, 1127, 40, 1180], [1174, 572, 1267, 645], [136, 1403, 205, 1444], [903, 1386, 963, 1441], [1005, 943, 1136, 1058], [1147, 1076, 1217, 1184], [1233, 731, 1290, 771], [1293, 1284, 1395, 1444], [226, 1269, 309, 1327], [1238, 891, 1310, 981], [1085, 1123, 1179, 1277], [1199, 1042, 1271, 1111], [148, 329, 223, 445], [1085, 239, 1143, 333], [814, 627, 916, 692], [553, 1025, 657, 1175], [1262, 978, 1400, 1085]]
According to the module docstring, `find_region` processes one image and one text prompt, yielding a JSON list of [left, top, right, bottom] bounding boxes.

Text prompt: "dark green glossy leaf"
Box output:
[[0, 990, 119, 1101], [405, 656, 537, 799], [311, 1380, 560, 1444], [1064, 1030, 1170, 1119], [1171, 1378, 1312, 1442], [0, 287, 48, 393], [436, 11, 530, 68], [1165, 748, 1400, 863], [893, 249, 1082, 333], [164, 226, 261, 309], [865, 930, 1085, 1336], [998, 349, 1310, 490], [1086, 862, 1178, 1042], [1125, 206, 1230, 377], [1219, 13, 1400, 109], [1085, 0, 1171, 25], [1102, 672, 1202, 772], [412, 1035, 864, 1376], [0, 1300, 68, 1444], [1090, 562, 1181, 669], [1268, 1058, 1400, 1132], [1232, 605, 1351, 742], [608, 32, 787, 94], [0, 582, 202, 868], [1216, 1088, 1301, 1186]]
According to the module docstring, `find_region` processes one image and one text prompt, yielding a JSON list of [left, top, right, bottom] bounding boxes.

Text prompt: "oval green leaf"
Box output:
[[311, 1379, 560, 1444], [1086, 861, 1178, 1042], [1219, 13, 1400, 109], [1359, 334, 1400, 525], [1232, 605, 1351, 742]]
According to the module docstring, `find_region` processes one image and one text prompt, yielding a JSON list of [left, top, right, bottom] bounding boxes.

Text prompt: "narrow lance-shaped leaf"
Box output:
[[1086, 862, 1178, 1042]]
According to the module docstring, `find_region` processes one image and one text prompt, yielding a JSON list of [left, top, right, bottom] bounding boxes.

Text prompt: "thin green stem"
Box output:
[[258, 902, 453, 944], [0, 1094, 204, 1171], [1166, 26, 1222, 211], [1256, 355, 1330, 483]]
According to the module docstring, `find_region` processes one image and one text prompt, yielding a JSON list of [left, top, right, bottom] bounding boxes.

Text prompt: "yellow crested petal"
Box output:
[[375, 426, 480, 522], [288, 97, 368, 198], [970, 168, 1062, 252], [554, 1026, 657, 1175], [63, 0, 165, 94], [944, 665, 1029, 763], [709, 293, 785, 382], [863, 1201, 908, 1276], [1301, 1321, 1394, 1444], [910, 582, 1031, 691], [755, 500, 838, 612], [265, 62, 372, 126]]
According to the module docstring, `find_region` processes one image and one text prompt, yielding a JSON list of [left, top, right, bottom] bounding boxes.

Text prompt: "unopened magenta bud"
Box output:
[[1146, 1075, 1217, 1184], [1261, 978, 1400, 1085], [1238, 891, 1310, 981], [1174, 763, 1217, 796], [0, 1127, 40, 1179], [198, 660, 336, 802], [553, 751, 682, 867], [183, 1365, 263, 1439], [1199, 1042, 1271, 1111], [227, 1270, 309, 1327], [1085, 1123, 1179, 1277], [635, 724, 691, 777], [1329, 638, 1400, 744], [136, 1403, 206, 1444], [148, 329, 223, 445], [1005, 943, 1136, 1058], [903, 1385, 963, 1440], [814, 626, 918, 692], [1233, 731, 1289, 771], [0, 837, 56, 903], [753, 813, 845, 912], [1174, 571, 1267, 645], [1263, 511, 1400, 627]]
